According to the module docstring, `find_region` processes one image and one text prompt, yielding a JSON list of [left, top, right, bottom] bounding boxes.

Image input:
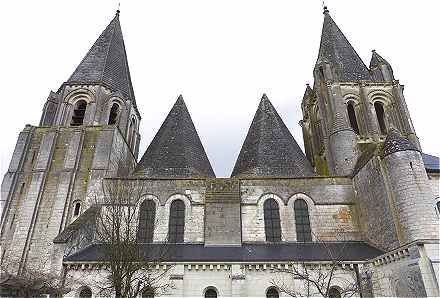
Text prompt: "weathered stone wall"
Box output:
[[240, 178, 362, 242], [0, 125, 135, 272], [384, 151, 439, 244], [353, 156, 399, 251]]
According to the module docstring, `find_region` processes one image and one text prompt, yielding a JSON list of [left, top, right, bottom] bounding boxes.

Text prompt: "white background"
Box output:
[[0, 0, 438, 178]]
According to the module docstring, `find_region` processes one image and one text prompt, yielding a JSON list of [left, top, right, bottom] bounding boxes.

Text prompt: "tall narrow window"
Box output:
[[128, 118, 136, 149], [71, 100, 87, 126], [374, 102, 387, 134], [108, 103, 120, 125], [73, 202, 81, 217], [436, 201, 440, 217], [347, 102, 360, 135], [168, 200, 185, 243], [294, 199, 312, 242], [264, 199, 281, 242], [137, 200, 156, 243]]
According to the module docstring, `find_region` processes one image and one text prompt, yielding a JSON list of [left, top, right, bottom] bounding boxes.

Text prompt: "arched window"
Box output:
[[294, 199, 312, 242], [266, 287, 279, 298], [79, 287, 92, 298], [142, 287, 154, 298], [108, 102, 120, 125], [204, 288, 218, 298], [128, 117, 136, 149], [71, 100, 87, 126], [374, 101, 387, 134], [168, 200, 185, 243], [137, 200, 156, 243], [328, 286, 341, 298], [73, 202, 81, 217], [264, 199, 281, 242], [347, 102, 360, 135]]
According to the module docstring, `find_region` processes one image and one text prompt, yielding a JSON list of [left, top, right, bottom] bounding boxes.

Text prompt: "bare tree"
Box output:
[[0, 258, 75, 297], [270, 229, 381, 297], [86, 176, 174, 298]]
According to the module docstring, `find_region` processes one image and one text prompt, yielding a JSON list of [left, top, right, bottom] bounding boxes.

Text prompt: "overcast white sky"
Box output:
[[0, 0, 439, 178]]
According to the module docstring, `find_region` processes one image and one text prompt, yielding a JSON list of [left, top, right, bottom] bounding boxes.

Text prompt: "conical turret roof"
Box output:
[[134, 96, 215, 178], [382, 128, 419, 157], [317, 9, 371, 81], [369, 50, 392, 69], [231, 95, 315, 178], [67, 12, 136, 105]]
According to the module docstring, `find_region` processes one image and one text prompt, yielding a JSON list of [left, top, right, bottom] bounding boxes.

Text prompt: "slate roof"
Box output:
[[67, 12, 136, 106], [64, 242, 384, 263], [53, 206, 100, 243], [231, 94, 315, 178], [134, 96, 215, 178], [422, 153, 440, 173], [317, 9, 371, 81], [382, 128, 419, 157]]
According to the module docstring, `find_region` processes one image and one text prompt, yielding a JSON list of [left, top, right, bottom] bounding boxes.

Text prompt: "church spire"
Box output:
[[316, 9, 371, 81], [231, 94, 315, 178], [67, 12, 136, 105]]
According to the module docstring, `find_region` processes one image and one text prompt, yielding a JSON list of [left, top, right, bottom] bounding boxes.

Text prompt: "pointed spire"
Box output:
[[304, 83, 314, 99], [67, 13, 136, 105], [369, 50, 391, 69], [382, 127, 418, 157], [231, 95, 315, 177], [134, 96, 215, 178], [369, 50, 394, 81], [317, 10, 371, 81]]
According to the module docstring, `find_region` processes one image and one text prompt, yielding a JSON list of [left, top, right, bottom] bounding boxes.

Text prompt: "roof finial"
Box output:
[[116, 2, 120, 16], [322, 1, 329, 14]]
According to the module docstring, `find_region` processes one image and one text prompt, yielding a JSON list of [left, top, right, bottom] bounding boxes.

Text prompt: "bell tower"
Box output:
[[301, 7, 420, 176], [0, 11, 140, 273]]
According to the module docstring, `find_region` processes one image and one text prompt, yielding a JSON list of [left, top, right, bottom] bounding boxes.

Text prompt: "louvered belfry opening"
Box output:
[[70, 100, 87, 126]]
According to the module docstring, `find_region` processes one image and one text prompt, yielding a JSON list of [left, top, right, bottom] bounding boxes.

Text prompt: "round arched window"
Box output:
[[266, 287, 279, 298], [204, 288, 217, 298], [71, 100, 87, 126], [79, 287, 92, 298], [73, 202, 81, 217], [328, 286, 341, 298]]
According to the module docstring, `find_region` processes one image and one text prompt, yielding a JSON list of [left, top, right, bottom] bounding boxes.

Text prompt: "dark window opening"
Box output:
[[319, 66, 325, 80], [73, 202, 81, 217], [108, 103, 120, 125], [374, 102, 387, 134], [142, 287, 155, 298], [71, 100, 87, 126], [79, 287, 92, 298], [137, 200, 156, 243], [347, 102, 360, 135], [264, 199, 282, 242], [436, 201, 440, 217], [266, 287, 279, 298], [10, 214, 15, 230], [128, 118, 136, 149], [328, 287, 341, 298], [205, 288, 217, 298], [294, 199, 312, 242], [168, 200, 185, 243]]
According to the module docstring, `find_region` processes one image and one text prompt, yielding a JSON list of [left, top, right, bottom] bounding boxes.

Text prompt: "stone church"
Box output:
[[1, 6, 439, 297]]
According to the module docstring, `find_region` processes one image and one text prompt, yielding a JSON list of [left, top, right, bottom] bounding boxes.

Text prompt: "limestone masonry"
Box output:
[[1, 6, 439, 298]]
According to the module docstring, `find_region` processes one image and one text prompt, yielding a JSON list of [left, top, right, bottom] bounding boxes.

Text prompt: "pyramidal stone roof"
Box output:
[[134, 96, 215, 178], [369, 50, 392, 69], [382, 128, 419, 157], [317, 8, 371, 81], [231, 95, 315, 178], [67, 11, 136, 105]]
